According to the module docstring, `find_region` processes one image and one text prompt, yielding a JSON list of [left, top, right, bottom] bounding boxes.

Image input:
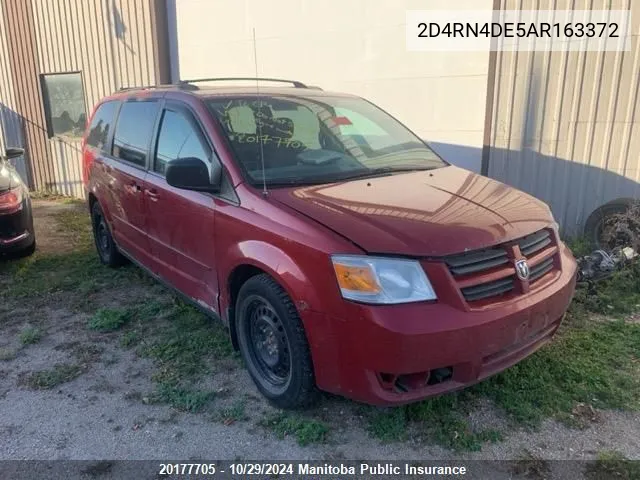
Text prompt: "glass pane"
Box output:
[[42, 73, 87, 138], [86, 101, 118, 151], [208, 96, 445, 186], [155, 110, 209, 175], [112, 101, 159, 167]]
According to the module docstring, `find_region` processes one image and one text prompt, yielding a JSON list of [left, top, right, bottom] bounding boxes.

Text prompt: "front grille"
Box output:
[[529, 256, 554, 282], [518, 229, 552, 257], [445, 248, 509, 276], [461, 276, 515, 301], [445, 228, 558, 304]]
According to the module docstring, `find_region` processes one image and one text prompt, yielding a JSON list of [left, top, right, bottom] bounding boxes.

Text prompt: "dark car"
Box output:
[[0, 147, 35, 257], [82, 78, 577, 408]]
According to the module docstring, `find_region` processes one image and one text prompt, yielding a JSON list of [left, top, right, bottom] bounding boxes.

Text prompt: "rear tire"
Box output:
[[235, 274, 318, 409], [91, 202, 126, 267], [584, 198, 634, 249]]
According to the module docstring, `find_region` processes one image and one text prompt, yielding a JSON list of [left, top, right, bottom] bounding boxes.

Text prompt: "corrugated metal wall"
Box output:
[[489, 0, 640, 236], [0, 0, 27, 181], [0, 0, 163, 198], [33, 0, 159, 198]]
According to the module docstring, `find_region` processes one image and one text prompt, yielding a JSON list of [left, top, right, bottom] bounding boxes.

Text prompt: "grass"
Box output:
[[566, 235, 594, 258], [0, 347, 17, 361], [93, 298, 235, 412], [260, 413, 329, 446], [0, 207, 148, 305], [571, 261, 640, 316], [88, 308, 129, 332], [214, 399, 248, 425], [22, 363, 83, 389], [139, 301, 234, 381], [367, 394, 502, 451], [19, 326, 42, 345], [472, 319, 640, 423], [585, 451, 640, 480], [29, 190, 80, 202], [510, 451, 550, 480], [151, 382, 214, 413]]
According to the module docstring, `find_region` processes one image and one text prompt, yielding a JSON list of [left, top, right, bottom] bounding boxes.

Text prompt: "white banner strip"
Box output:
[[406, 10, 632, 52]]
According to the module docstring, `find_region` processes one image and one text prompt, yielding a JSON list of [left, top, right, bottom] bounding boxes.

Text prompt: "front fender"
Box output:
[[220, 239, 333, 315]]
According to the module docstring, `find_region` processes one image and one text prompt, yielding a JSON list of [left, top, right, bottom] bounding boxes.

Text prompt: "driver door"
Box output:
[[144, 103, 219, 311]]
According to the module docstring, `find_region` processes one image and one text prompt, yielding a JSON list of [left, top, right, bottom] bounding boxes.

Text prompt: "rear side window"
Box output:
[[112, 101, 159, 167], [154, 110, 210, 175], [85, 101, 118, 151]]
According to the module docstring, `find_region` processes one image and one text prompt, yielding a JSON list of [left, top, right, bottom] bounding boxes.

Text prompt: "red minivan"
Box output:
[[82, 78, 577, 408]]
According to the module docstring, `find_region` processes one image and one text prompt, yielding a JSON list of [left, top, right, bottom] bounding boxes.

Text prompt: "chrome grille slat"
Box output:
[[518, 230, 552, 257], [445, 248, 509, 276], [461, 277, 515, 301], [529, 257, 554, 282]]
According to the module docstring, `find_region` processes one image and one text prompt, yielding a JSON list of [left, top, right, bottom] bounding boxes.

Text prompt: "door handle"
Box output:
[[145, 188, 159, 201], [127, 181, 141, 193]]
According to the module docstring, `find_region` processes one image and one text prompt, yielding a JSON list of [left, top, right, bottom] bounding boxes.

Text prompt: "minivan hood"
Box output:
[[269, 166, 553, 256]]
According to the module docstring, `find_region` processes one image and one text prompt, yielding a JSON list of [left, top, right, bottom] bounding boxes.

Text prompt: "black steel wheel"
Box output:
[[236, 274, 318, 409], [91, 201, 126, 267]]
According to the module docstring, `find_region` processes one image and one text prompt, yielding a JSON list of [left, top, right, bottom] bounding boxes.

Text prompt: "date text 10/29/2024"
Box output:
[[157, 463, 468, 476]]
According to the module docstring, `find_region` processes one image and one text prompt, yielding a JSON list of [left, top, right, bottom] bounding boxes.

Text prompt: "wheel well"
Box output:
[[227, 264, 266, 350], [88, 192, 97, 213]]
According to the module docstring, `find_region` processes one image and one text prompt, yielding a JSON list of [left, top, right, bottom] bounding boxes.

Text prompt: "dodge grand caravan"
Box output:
[[82, 78, 577, 408]]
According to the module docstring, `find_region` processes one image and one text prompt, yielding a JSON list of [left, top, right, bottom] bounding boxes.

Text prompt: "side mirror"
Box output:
[[4, 147, 24, 160], [165, 157, 221, 193]]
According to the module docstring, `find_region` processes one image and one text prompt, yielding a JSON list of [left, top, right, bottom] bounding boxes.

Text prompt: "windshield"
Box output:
[[207, 95, 447, 186]]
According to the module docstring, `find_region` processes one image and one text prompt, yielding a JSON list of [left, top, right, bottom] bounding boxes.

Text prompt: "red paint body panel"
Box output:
[[83, 86, 577, 406]]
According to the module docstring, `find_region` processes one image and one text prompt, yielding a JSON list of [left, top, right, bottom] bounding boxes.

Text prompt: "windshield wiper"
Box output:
[[257, 166, 438, 188]]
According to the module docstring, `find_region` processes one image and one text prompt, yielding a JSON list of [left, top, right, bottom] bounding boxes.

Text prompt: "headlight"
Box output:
[[331, 255, 437, 304]]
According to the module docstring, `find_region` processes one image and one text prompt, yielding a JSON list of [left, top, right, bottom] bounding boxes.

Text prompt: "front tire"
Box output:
[[91, 202, 126, 267], [235, 274, 318, 409]]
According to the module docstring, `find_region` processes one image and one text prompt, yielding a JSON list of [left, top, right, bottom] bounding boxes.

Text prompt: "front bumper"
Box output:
[[305, 243, 577, 405], [0, 199, 35, 254]]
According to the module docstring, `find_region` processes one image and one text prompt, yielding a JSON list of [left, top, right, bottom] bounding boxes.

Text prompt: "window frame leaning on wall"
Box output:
[[39, 71, 88, 140]]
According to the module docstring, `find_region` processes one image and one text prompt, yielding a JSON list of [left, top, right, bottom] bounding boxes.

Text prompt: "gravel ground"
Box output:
[[0, 200, 638, 479]]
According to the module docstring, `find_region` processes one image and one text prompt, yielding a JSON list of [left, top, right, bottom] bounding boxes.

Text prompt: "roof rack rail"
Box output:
[[177, 77, 309, 89], [118, 84, 168, 92]]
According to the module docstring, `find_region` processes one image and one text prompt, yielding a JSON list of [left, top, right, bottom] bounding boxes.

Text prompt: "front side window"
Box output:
[[41, 72, 87, 139], [85, 101, 118, 151], [207, 95, 446, 186], [154, 109, 210, 175], [112, 101, 159, 167]]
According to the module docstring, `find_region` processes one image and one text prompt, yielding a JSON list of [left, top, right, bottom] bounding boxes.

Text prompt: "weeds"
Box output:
[[19, 326, 42, 345], [89, 309, 129, 332], [0, 347, 17, 361], [214, 400, 248, 425], [21, 363, 83, 389], [585, 451, 640, 480], [510, 451, 551, 480], [151, 382, 214, 413], [601, 200, 640, 252], [260, 413, 329, 446]]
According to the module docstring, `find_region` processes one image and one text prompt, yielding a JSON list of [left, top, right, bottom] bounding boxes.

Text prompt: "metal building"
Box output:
[[487, 0, 640, 236], [0, 0, 169, 197]]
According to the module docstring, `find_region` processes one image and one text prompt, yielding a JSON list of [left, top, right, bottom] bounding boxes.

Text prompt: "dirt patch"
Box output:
[[30, 200, 86, 255]]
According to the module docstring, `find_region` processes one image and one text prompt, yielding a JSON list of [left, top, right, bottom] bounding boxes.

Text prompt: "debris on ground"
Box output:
[[577, 246, 638, 283]]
